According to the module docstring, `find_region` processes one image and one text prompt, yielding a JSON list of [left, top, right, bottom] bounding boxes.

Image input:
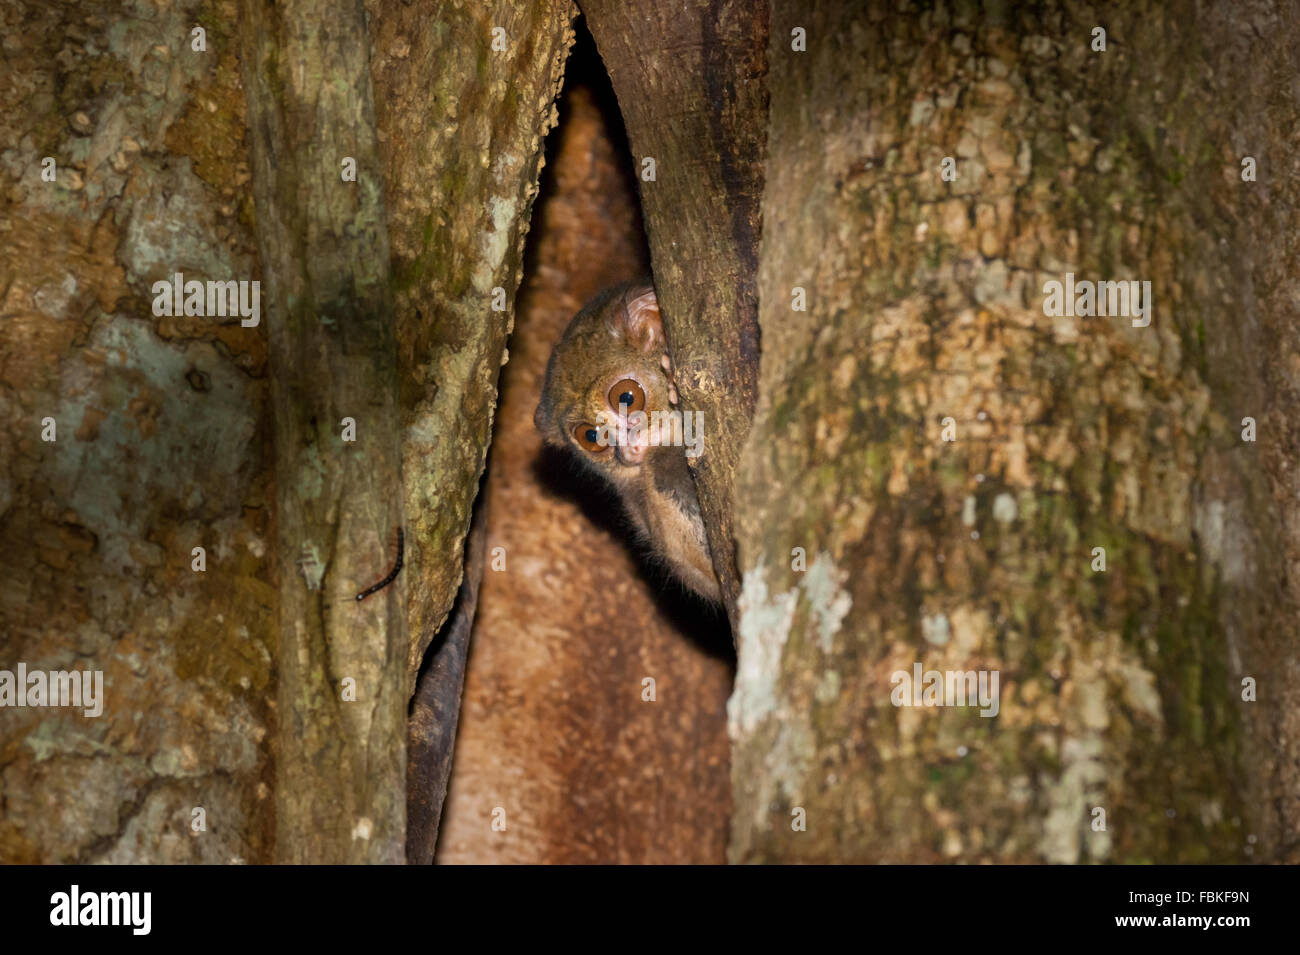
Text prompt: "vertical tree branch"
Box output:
[[241, 0, 407, 863], [364, 0, 577, 691], [406, 484, 488, 864]]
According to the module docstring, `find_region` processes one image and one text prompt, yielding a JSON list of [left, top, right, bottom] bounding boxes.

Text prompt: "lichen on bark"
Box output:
[[730, 0, 1299, 864], [365, 0, 578, 690]]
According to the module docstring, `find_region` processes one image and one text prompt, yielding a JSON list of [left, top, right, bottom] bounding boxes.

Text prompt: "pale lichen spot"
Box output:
[[803, 552, 852, 654], [351, 817, 373, 841], [921, 612, 951, 646], [728, 559, 799, 738], [814, 669, 841, 704], [1040, 735, 1106, 864], [1076, 679, 1109, 731], [992, 492, 1018, 523], [949, 605, 990, 656], [1117, 659, 1163, 723], [472, 195, 518, 293], [909, 97, 936, 127], [750, 714, 815, 835], [832, 354, 857, 391], [1194, 498, 1250, 585], [490, 151, 520, 180]]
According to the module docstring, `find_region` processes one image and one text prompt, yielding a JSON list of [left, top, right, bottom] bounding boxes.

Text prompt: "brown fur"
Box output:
[[534, 282, 722, 601]]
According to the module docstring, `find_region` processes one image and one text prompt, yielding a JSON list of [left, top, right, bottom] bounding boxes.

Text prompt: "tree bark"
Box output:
[[581, 0, 768, 624], [364, 0, 577, 692], [1, 0, 274, 864], [731, 0, 1300, 863], [365, 0, 577, 859], [241, 0, 407, 863], [8, 0, 1298, 870]]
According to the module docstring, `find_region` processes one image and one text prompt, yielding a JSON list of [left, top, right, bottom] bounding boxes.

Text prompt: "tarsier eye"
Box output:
[[573, 423, 608, 452], [608, 378, 646, 413]]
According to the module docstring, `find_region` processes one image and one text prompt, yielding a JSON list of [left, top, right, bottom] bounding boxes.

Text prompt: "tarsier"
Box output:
[[534, 282, 722, 603]]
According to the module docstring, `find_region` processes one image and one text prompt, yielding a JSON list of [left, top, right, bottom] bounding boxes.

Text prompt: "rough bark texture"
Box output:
[[1231, 4, 1300, 857], [9, 0, 1295, 870], [581, 0, 767, 623], [0, 0, 273, 863], [0, 0, 583, 865], [730, 0, 1300, 863], [436, 73, 733, 864], [364, 0, 577, 691], [241, 0, 406, 863]]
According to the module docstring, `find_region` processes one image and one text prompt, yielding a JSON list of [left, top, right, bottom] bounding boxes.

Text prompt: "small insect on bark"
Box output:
[[356, 527, 404, 601]]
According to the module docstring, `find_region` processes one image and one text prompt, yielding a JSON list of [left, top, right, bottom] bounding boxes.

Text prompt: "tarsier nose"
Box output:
[[616, 443, 646, 466], [615, 423, 649, 465]]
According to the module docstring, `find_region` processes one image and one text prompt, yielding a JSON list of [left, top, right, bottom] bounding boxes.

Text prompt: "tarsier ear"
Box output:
[[612, 286, 662, 353]]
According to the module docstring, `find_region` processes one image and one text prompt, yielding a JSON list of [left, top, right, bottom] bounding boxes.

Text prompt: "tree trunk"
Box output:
[[730, 0, 1300, 863], [0, 0, 584, 865], [241, 0, 407, 864], [364, 0, 576, 855], [365, 0, 577, 690], [1, 0, 274, 864]]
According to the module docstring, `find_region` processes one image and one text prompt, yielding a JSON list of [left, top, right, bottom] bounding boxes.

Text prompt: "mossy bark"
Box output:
[[730, 0, 1300, 863], [364, 0, 577, 691], [365, 0, 576, 857], [241, 0, 407, 863], [0, 0, 273, 864]]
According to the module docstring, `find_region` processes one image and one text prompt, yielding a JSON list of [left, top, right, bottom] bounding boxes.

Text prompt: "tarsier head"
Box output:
[[535, 281, 721, 602], [533, 282, 677, 492]]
